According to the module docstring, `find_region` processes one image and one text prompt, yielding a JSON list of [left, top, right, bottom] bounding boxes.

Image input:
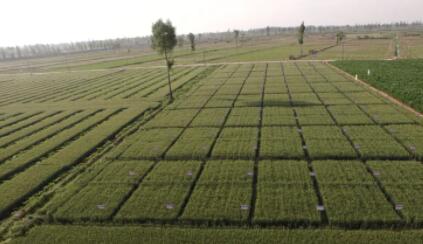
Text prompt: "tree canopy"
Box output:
[[188, 33, 196, 51], [151, 19, 177, 55], [298, 22, 305, 45]]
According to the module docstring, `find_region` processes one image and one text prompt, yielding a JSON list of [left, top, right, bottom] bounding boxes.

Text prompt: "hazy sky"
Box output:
[[1, 0, 422, 47]]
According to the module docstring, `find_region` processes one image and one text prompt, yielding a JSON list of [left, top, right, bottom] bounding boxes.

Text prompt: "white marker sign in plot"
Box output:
[[316, 205, 325, 211], [96, 204, 107, 210], [240, 204, 250, 210], [165, 203, 175, 210]]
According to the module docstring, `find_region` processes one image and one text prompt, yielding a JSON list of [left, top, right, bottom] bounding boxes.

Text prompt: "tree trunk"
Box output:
[[342, 42, 345, 60], [164, 48, 173, 101]]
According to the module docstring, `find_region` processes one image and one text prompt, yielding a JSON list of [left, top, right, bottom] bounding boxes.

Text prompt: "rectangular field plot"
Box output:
[[344, 92, 384, 105], [260, 127, 304, 159], [328, 105, 374, 125], [234, 95, 262, 107], [53, 184, 134, 221], [115, 160, 201, 221], [302, 126, 356, 159], [90, 160, 154, 185], [288, 85, 314, 93], [170, 96, 210, 109], [290, 93, 322, 106], [310, 83, 338, 93], [385, 125, 423, 159], [165, 128, 219, 160], [204, 95, 236, 108], [181, 160, 253, 222], [263, 93, 290, 107], [144, 109, 199, 128], [254, 160, 320, 224], [332, 82, 365, 92], [119, 128, 183, 160], [225, 107, 261, 127], [368, 160, 423, 223], [264, 84, 287, 94], [50, 160, 154, 221], [343, 126, 411, 159], [240, 84, 263, 95], [262, 107, 296, 126], [318, 93, 352, 105], [212, 128, 258, 159], [190, 108, 230, 127], [313, 160, 399, 225], [214, 86, 242, 96], [295, 106, 335, 125], [360, 104, 416, 124]]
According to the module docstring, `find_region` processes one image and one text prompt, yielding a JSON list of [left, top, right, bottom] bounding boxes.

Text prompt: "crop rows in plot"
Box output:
[[3, 61, 423, 229], [40, 159, 423, 226], [0, 66, 209, 106], [111, 62, 420, 163], [0, 106, 151, 219]]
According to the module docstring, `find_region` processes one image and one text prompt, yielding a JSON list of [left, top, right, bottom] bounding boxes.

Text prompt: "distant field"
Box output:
[[4, 32, 423, 74], [332, 59, 423, 112]]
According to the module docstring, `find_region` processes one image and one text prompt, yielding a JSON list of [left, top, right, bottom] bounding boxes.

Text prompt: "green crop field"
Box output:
[[0, 46, 423, 243], [332, 59, 423, 113]]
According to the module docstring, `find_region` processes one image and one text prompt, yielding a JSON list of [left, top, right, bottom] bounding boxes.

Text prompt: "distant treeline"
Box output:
[[1, 21, 422, 61]]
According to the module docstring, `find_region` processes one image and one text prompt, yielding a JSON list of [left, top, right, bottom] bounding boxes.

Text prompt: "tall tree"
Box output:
[[336, 31, 346, 60], [188, 33, 196, 51], [234, 30, 240, 48], [266, 26, 270, 37], [151, 19, 177, 101], [394, 34, 400, 58], [298, 22, 305, 56]]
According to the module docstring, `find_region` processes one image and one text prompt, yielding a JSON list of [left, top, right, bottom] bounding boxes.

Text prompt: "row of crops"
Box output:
[[36, 159, 423, 226], [0, 106, 153, 220], [17, 61, 421, 230], [0, 65, 211, 107], [0, 62, 222, 235]]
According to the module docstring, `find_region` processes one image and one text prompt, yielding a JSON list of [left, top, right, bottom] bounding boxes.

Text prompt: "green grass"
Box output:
[[332, 59, 423, 112]]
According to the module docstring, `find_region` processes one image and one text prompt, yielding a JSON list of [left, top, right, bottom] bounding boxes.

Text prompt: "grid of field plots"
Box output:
[[25, 61, 423, 228], [0, 65, 216, 221]]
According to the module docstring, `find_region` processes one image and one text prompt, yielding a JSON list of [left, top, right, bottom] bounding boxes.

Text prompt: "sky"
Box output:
[[1, 0, 422, 47]]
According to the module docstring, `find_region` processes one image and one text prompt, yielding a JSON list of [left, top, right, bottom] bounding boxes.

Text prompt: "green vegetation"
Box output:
[[332, 59, 423, 112], [0, 60, 422, 242], [255, 160, 320, 223], [13, 225, 423, 244]]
